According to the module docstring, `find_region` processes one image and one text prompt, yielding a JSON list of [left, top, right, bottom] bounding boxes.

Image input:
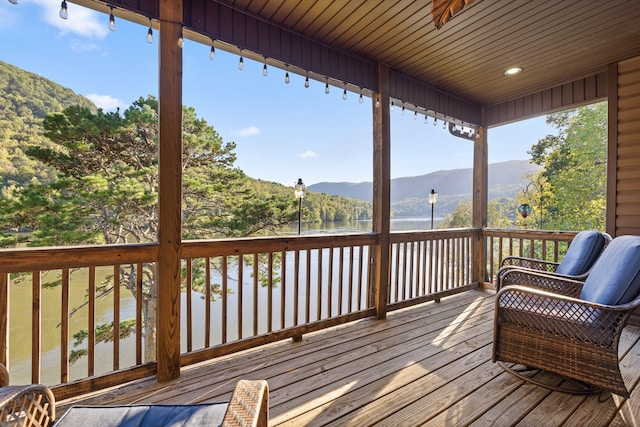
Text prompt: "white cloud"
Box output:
[[85, 94, 126, 111], [70, 41, 100, 52], [237, 126, 261, 137], [299, 150, 318, 159], [31, 0, 108, 39]]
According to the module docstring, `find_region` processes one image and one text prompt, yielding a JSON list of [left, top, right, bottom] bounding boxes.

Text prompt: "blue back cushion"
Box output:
[[556, 230, 607, 276], [580, 235, 640, 305]]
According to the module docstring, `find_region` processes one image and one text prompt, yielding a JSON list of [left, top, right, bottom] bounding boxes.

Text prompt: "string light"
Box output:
[[324, 78, 330, 94], [391, 101, 395, 111], [375, 96, 380, 108], [305, 73, 310, 88], [343, 87, 348, 100], [401, 104, 405, 115], [238, 55, 244, 70], [209, 40, 215, 60], [262, 62, 268, 76], [359, 89, 363, 104], [433, 117, 437, 126], [146, 19, 153, 43], [178, 28, 184, 48], [414, 110, 417, 120], [443, 121, 447, 129], [108, 7, 116, 31], [59, 0, 68, 19]]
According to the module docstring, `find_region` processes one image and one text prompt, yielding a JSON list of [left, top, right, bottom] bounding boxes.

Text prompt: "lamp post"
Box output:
[[429, 188, 438, 230], [294, 178, 305, 235], [517, 181, 543, 229]]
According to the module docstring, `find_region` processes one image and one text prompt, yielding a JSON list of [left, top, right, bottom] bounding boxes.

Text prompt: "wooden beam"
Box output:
[[156, 0, 183, 382], [372, 64, 390, 320], [606, 63, 618, 237], [472, 112, 488, 286]]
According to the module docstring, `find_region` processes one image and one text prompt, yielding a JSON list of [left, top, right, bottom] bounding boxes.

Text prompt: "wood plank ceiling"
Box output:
[[222, 0, 640, 106]]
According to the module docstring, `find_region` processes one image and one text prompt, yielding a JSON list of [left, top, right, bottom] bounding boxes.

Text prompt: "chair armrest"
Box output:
[[495, 285, 640, 348], [498, 268, 584, 296], [0, 384, 56, 427], [501, 256, 560, 272], [222, 379, 268, 427]]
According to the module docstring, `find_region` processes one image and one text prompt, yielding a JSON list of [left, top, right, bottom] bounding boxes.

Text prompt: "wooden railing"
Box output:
[[483, 229, 578, 284], [0, 227, 559, 400]]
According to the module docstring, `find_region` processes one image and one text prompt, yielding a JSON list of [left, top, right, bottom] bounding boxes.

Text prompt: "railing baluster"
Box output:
[[306, 249, 311, 323], [317, 249, 323, 321], [88, 267, 96, 376], [348, 246, 354, 311], [328, 248, 334, 318], [338, 247, 344, 315], [135, 263, 143, 365], [253, 253, 259, 335], [205, 257, 211, 348], [294, 250, 300, 326], [32, 271, 41, 384], [61, 268, 69, 384], [222, 255, 228, 342], [238, 254, 244, 339], [266, 253, 272, 333], [113, 265, 120, 371], [408, 241, 414, 299], [357, 245, 364, 311], [280, 251, 285, 330]]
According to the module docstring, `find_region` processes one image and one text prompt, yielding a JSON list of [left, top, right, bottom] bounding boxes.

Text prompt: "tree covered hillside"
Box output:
[[0, 61, 96, 189]]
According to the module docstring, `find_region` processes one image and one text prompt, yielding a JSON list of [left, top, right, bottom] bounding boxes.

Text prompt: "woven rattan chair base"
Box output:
[[498, 361, 601, 395]]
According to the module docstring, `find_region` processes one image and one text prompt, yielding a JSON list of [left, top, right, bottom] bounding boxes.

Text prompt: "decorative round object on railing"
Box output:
[[517, 203, 533, 218]]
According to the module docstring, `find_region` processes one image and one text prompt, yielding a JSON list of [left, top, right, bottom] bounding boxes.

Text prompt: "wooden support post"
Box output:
[[157, 0, 183, 382], [472, 120, 488, 287], [371, 64, 391, 320], [606, 63, 618, 238]]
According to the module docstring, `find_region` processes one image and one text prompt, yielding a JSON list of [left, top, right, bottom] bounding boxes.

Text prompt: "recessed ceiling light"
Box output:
[[504, 67, 524, 76]]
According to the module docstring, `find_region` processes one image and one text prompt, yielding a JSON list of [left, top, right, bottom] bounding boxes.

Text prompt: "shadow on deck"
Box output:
[[57, 290, 640, 426]]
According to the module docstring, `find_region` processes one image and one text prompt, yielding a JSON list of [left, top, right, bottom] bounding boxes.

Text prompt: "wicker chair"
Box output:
[[493, 235, 640, 397], [496, 230, 610, 289], [0, 363, 55, 427], [0, 372, 268, 427]]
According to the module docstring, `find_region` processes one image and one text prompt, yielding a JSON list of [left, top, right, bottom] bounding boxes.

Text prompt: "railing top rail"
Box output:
[[483, 228, 578, 242], [0, 243, 158, 273], [390, 228, 479, 242], [181, 233, 378, 258]]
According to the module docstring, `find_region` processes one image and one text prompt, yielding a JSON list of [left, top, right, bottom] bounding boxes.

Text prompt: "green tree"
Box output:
[[0, 96, 298, 361], [440, 199, 513, 228], [528, 103, 607, 231]]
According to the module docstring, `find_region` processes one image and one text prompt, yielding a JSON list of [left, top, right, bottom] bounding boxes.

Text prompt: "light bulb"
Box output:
[[476, 131, 481, 139], [401, 105, 405, 115], [414, 111, 417, 120], [285, 72, 290, 84], [433, 118, 437, 126], [8, 0, 18, 5], [424, 115, 428, 124], [443, 121, 447, 129], [146, 26, 153, 44], [359, 92, 363, 104], [343, 88, 347, 100], [375, 97, 380, 108], [59, 0, 68, 19], [238, 56, 244, 70], [210, 44, 215, 60], [324, 79, 330, 94], [304, 75, 309, 88], [391, 101, 395, 111], [263, 63, 268, 76], [178, 30, 183, 48], [108, 8, 116, 31]]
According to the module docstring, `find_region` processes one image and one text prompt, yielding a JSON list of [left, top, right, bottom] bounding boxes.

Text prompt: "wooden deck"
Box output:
[[57, 290, 640, 426]]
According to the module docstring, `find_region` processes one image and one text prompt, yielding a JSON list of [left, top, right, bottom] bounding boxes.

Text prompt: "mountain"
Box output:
[[0, 61, 96, 187], [308, 160, 542, 217]]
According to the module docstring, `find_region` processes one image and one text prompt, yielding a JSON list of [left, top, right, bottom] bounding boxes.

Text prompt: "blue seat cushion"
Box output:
[[55, 403, 228, 427], [556, 230, 607, 276], [580, 235, 640, 305]]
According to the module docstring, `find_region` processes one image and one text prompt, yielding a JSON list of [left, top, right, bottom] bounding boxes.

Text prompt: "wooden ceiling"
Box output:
[[221, 0, 640, 106]]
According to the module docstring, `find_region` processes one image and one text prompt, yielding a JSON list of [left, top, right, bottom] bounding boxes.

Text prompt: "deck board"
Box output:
[[57, 290, 640, 426]]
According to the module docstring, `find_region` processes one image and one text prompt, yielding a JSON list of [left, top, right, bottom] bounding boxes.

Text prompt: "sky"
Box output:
[[0, 0, 557, 187]]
